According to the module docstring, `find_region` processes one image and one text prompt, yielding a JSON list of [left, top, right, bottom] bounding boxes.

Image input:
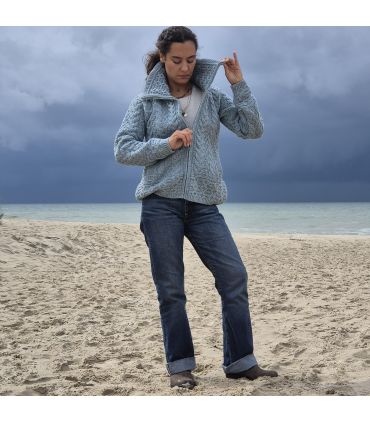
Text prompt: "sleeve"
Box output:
[[113, 95, 176, 167], [217, 79, 264, 139]]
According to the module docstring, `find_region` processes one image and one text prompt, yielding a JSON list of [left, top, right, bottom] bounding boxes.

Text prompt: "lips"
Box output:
[[179, 75, 190, 78]]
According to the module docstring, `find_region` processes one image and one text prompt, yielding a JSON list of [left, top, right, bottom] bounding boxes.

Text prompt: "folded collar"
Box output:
[[143, 58, 223, 99]]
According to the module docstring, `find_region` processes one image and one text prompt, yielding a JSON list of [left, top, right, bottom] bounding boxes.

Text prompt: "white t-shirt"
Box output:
[[178, 84, 203, 128]]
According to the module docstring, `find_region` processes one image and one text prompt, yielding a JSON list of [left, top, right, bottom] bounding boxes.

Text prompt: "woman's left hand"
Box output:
[[222, 51, 244, 85]]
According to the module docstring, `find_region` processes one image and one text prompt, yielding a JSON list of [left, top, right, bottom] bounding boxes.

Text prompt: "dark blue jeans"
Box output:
[[139, 193, 258, 376]]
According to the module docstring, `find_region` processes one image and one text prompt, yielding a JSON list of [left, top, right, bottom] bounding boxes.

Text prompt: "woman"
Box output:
[[114, 26, 278, 389]]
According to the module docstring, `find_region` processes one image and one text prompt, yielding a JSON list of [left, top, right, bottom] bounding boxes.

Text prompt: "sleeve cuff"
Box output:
[[156, 137, 176, 159], [231, 79, 252, 103]]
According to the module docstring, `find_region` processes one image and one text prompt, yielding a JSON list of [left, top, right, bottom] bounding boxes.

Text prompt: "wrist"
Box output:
[[231, 78, 244, 85]]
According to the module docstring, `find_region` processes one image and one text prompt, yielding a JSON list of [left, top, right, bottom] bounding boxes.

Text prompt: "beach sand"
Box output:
[[0, 217, 369, 396]]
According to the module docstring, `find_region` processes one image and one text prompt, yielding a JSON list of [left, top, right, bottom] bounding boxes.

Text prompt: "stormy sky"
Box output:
[[1, 26, 369, 203]]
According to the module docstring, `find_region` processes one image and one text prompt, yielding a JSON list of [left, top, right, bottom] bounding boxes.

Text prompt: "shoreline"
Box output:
[[2, 217, 370, 240]]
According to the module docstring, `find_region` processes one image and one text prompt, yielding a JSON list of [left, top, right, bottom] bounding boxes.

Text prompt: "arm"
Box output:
[[218, 51, 264, 139], [114, 95, 175, 167], [218, 79, 264, 139]]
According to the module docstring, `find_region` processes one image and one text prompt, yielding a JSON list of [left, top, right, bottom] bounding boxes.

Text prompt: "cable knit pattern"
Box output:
[[114, 58, 264, 205]]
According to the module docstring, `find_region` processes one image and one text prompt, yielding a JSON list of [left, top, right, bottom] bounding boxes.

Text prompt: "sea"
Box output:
[[1, 202, 370, 236]]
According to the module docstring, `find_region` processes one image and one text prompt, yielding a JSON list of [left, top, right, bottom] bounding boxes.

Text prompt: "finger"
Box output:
[[180, 132, 189, 147], [233, 51, 239, 64], [182, 137, 189, 148], [183, 129, 193, 144], [225, 56, 235, 66], [177, 133, 186, 144]]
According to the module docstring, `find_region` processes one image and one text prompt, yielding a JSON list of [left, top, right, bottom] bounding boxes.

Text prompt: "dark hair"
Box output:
[[144, 26, 198, 75]]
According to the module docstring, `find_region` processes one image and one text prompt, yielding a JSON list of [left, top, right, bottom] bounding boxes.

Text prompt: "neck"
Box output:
[[166, 76, 192, 98]]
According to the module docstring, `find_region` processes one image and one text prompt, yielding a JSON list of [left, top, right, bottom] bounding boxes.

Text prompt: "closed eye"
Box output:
[[173, 59, 195, 65]]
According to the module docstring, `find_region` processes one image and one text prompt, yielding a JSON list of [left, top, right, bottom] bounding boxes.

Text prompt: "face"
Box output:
[[159, 40, 197, 86]]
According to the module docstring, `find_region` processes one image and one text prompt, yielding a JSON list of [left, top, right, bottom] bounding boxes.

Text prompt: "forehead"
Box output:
[[167, 41, 197, 57]]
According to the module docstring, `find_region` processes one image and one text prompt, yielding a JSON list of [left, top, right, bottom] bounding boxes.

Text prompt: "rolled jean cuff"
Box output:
[[166, 356, 196, 375], [222, 353, 258, 375]]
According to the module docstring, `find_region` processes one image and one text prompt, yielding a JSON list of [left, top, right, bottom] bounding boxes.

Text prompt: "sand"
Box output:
[[0, 217, 369, 396]]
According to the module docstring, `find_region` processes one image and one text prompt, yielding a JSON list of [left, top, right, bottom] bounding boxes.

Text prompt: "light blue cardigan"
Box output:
[[114, 58, 264, 205]]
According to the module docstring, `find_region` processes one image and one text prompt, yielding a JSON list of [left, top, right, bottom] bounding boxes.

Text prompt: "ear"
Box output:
[[159, 52, 165, 63]]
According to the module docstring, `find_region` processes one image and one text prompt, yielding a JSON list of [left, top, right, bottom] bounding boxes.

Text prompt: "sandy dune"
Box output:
[[0, 218, 369, 395]]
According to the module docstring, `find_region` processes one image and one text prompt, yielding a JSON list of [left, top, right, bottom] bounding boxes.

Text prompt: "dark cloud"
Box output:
[[1, 26, 369, 203]]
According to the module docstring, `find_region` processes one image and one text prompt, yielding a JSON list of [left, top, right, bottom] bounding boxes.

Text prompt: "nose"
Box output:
[[180, 63, 190, 72]]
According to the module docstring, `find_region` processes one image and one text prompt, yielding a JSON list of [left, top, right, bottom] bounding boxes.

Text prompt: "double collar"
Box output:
[[142, 58, 223, 100]]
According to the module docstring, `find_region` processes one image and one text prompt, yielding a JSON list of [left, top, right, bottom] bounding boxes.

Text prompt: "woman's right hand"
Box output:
[[168, 128, 192, 150]]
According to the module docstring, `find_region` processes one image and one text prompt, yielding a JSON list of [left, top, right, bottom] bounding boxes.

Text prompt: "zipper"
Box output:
[[176, 100, 191, 198], [182, 63, 223, 197], [182, 91, 208, 197]]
